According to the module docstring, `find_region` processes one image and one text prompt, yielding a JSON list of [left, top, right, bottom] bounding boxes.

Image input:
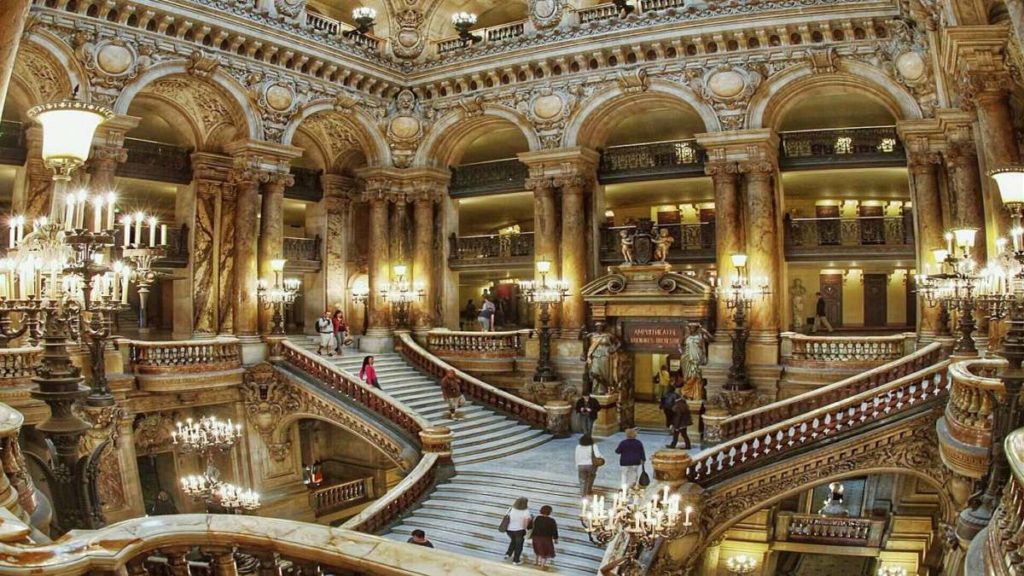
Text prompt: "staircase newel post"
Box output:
[[419, 426, 455, 480], [543, 400, 571, 438], [646, 450, 706, 575]]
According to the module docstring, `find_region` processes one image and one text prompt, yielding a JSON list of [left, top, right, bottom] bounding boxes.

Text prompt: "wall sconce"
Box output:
[[842, 268, 862, 285]]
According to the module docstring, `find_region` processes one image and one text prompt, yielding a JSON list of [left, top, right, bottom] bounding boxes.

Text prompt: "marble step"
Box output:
[[398, 507, 598, 553], [431, 479, 585, 510], [389, 389, 446, 403], [445, 416, 517, 436], [451, 426, 540, 448], [379, 533, 597, 576], [416, 499, 589, 533], [453, 431, 551, 465]]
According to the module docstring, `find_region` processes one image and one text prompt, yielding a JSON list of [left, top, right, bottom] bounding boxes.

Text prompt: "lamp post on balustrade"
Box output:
[[257, 259, 301, 335], [916, 227, 984, 356], [520, 260, 568, 383], [720, 253, 769, 392], [381, 264, 423, 329]]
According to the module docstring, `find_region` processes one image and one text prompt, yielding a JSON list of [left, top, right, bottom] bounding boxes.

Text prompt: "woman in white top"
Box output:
[[575, 434, 602, 497], [504, 497, 533, 565]]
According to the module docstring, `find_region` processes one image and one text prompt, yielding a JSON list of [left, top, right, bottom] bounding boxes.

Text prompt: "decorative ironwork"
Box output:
[[283, 235, 322, 262], [449, 159, 529, 197], [600, 223, 714, 264], [785, 216, 912, 247], [599, 139, 705, 183], [119, 138, 192, 184], [0, 120, 26, 165], [449, 231, 534, 263], [779, 127, 905, 168], [288, 167, 324, 202]]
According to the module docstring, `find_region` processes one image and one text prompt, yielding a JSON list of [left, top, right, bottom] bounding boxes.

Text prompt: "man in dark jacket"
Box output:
[[575, 393, 601, 436], [659, 388, 680, 430], [812, 292, 834, 333], [667, 397, 693, 449], [440, 369, 463, 419]]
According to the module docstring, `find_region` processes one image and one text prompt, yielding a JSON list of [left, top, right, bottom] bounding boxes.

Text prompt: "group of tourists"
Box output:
[[314, 309, 350, 356], [499, 497, 560, 567]]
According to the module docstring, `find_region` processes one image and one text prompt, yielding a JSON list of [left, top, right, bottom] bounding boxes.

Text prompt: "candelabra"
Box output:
[[120, 211, 167, 331], [351, 285, 370, 334], [581, 484, 692, 572], [381, 264, 423, 329], [720, 253, 770, 392], [725, 555, 758, 576], [519, 260, 568, 382], [915, 227, 982, 356], [452, 12, 482, 46], [613, 0, 636, 16], [174, 415, 261, 513], [344, 7, 377, 38], [258, 259, 301, 335]]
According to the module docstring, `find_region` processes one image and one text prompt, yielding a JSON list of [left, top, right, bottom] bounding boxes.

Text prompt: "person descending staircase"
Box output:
[[290, 338, 605, 574]]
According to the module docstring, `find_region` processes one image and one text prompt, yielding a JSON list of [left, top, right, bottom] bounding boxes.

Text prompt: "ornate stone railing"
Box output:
[[785, 215, 914, 249], [0, 347, 41, 381], [300, 11, 385, 53], [599, 223, 714, 263], [779, 126, 905, 167], [125, 337, 242, 375], [311, 477, 373, 516], [395, 332, 548, 428], [690, 358, 950, 484], [578, 2, 621, 24], [0, 402, 34, 524], [449, 158, 530, 196], [775, 512, 886, 547], [426, 329, 531, 358], [284, 235, 322, 262], [781, 332, 912, 366], [713, 342, 945, 442], [0, 511, 531, 575], [599, 139, 705, 182], [449, 232, 534, 263], [940, 357, 1005, 479], [987, 428, 1024, 576], [281, 340, 430, 440], [437, 21, 528, 55], [340, 452, 439, 534], [120, 138, 192, 184]]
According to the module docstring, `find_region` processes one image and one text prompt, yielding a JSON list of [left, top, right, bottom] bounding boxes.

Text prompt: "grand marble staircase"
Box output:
[[290, 338, 603, 574]]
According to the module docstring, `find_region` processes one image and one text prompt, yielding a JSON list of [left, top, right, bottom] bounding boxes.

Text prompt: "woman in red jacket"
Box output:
[[359, 356, 382, 390]]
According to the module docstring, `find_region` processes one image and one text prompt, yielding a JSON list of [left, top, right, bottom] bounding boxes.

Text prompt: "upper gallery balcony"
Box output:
[[784, 213, 915, 261]]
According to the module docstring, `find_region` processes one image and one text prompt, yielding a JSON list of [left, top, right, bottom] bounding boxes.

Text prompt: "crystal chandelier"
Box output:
[[581, 484, 691, 570], [172, 416, 243, 453], [876, 566, 907, 576], [174, 415, 260, 513], [180, 465, 261, 513], [725, 555, 758, 575], [380, 264, 423, 328], [120, 211, 167, 330]]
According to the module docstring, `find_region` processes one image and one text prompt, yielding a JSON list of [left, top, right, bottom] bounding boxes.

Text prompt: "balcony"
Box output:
[[784, 215, 915, 261], [304, 12, 385, 53], [119, 138, 193, 184], [774, 512, 887, 547], [0, 120, 26, 166], [599, 223, 714, 265], [780, 126, 906, 170], [289, 167, 324, 202], [448, 232, 534, 269], [449, 159, 529, 198], [598, 139, 705, 184], [284, 235, 323, 272]]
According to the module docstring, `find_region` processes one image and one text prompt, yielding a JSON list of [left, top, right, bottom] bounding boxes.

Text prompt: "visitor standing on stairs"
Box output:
[[441, 369, 464, 419], [332, 310, 349, 355], [575, 393, 601, 436], [359, 356, 382, 390], [531, 505, 559, 569], [575, 434, 602, 496], [315, 312, 335, 356], [615, 428, 647, 487], [502, 497, 533, 565]]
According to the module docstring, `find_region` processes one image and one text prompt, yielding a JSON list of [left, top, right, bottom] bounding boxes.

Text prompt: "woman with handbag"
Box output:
[[501, 497, 532, 565], [614, 428, 647, 487], [574, 434, 603, 496]]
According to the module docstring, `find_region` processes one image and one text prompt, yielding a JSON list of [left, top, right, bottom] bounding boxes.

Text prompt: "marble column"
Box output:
[[87, 145, 127, 193], [232, 172, 262, 339], [308, 175, 352, 330], [529, 177, 560, 328], [945, 140, 988, 260], [218, 185, 237, 335], [740, 160, 782, 337], [18, 127, 54, 222], [391, 196, 409, 269], [0, 0, 30, 118], [365, 191, 392, 336], [258, 173, 292, 334], [190, 155, 232, 337], [560, 176, 587, 331], [413, 192, 436, 330], [707, 161, 742, 335], [908, 150, 946, 339]]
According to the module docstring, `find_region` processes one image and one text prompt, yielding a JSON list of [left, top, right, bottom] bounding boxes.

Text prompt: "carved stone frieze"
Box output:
[[133, 412, 177, 456], [77, 405, 128, 513], [247, 72, 306, 142], [392, 8, 426, 60], [530, 0, 567, 30], [72, 33, 155, 105], [384, 89, 426, 168], [684, 64, 762, 131], [12, 42, 72, 103]]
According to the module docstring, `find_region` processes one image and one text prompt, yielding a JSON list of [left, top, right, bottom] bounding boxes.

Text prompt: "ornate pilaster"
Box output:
[[218, 184, 238, 336], [738, 158, 782, 339], [258, 172, 295, 334], [190, 153, 233, 338], [705, 160, 742, 336], [0, 0, 30, 121], [311, 175, 355, 330], [411, 176, 446, 331]]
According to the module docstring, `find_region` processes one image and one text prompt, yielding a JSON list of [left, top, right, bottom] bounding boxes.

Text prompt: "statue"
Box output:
[[654, 227, 674, 262], [615, 347, 635, 429], [790, 278, 807, 332], [619, 229, 634, 265], [679, 321, 712, 400], [585, 324, 620, 395]]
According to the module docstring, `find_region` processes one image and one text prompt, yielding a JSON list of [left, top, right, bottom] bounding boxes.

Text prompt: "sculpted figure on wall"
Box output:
[[585, 323, 620, 395]]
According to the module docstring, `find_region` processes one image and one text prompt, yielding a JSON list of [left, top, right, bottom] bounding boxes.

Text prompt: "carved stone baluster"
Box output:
[[210, 550, 238, 576], [256, 553, 282, 576], [163, 548, 192, 576]]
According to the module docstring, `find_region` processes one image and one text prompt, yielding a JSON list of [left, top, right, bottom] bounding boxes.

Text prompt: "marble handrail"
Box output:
[[689, 359, 950, 484], [945, 357, 1006, 449], [988, 428, 1024, 575], [0, 403, 34, 523], [395, 332, 547, 428], [340, 453, 438, 534], [426, 329, 531, 357], [781, 332, 912, 364], [0, 511, 537, 575], [310, 477, 372, 516], [0, 347, 40, 381], [717, 341, 944, 441], [280, 340, 431, 440], [123, 337, 241, 374]]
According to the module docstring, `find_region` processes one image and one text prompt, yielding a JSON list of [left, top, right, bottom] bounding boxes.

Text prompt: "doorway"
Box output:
[[136, 452, 181, 514], [820, 273, 843, 328], [633, 352, 679, 430], [863, 274, 888, 327]]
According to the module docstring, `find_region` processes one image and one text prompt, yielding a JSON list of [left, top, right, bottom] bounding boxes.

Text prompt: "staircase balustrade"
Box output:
[[781, 332, 911, 366], [124, 337, 242, 374], [945, 357, 1005, 450], [717, 342, 944, 441], [281, 340, 430, 439], [395, 332, 547, 428], [426, 329, 531, 357], [0, 402, 35, 522], [775, 512, 886, 547], [0, 346, 40, 381], [341, 453, 439, 534], [690, 358, 951, 484], [310, 476, 373, 516], [988, 428, 1024, 575]]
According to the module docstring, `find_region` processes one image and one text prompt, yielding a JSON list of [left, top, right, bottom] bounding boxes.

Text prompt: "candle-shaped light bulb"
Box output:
[[148, 216, 157, 247], [135, 212, 145, 246]]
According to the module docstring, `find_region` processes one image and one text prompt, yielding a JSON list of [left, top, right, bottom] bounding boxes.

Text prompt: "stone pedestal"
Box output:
[[702, 405, 729, 446], [544, 400, 572, 438], [591, 393, 619, 437], [238, 335, 267, 366], [652, 449, 693, 482], [684, 399, 703, 445]]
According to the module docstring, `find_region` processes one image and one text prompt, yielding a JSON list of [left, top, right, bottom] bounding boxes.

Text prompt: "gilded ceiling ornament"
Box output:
[[187, 50, 222, 79], [530, 0, 566, 30], [248, 73, 305, 142], [616, 67, 649, 94], [686, 64, 762, 131], [149, 76, 234, 139], [392, 8, 426, 60], [12, 43, 71, 103], [385, 89, 425, 168], [133, 412, 177, 455], [75, 35, 155, 105]]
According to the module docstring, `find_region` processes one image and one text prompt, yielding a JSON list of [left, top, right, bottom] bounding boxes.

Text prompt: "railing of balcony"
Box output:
[[599, 139, 705, 182], [786, 215, 913, 248], [0, 346, 41, 381], [0, 120, 25, 165], [775, 512, 886, 547], [449, 232, 534, 262], [426, 329, 531, 357], [289, 166, 324, 202], [945, 357, 1005, 453], [120, 138, 193, 184], [989, 428, 1024, 575], [437, 21, 528, 55], [449, 159, 529, 196], [310, 476, 372, 516], [125, 337, 242, 375], [599, 223, 714, 262], [779, 126, 905, 167], [284, 235, 322, 262], [781, 332, 912, 367], [304, 12, 384, 53]]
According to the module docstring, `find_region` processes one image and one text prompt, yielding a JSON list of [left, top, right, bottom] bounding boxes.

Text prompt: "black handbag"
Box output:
[[498, 508, 511, 533], [638, 463, 651, 487]]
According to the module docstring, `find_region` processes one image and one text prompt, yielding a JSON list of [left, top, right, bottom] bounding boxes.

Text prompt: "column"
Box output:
[[740, 160, 782, 337], [87, 145, 127, 194], [364, 183, 392, 337], [391, 195, 409, 268], [0, 0, 30, 117], [945, 139, 988, 259], [908, 150, 946, 339], [258, 173, 292, 333], [307, 175, 352, 330], [413, 190, 437, 330], [707, 161, 742, 336], [529, 177, 559, 328], [190, 154, 232, 337], [560, 176, 587, 331], [18, 127, 53, 222], [218, 185, 237, 335], [232, 171, 262, 340]]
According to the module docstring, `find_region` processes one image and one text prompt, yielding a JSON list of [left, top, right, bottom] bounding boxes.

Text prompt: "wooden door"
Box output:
[[815, 205, 840, 245], [864, 274, 888, 327], [859, 205, 885, 245], [820, 273, 843, 328]]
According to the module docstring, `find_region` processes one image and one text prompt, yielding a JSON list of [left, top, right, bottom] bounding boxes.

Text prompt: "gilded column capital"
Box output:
[[941, 25, 1014, 109], [264, 172, 295, 190], [359, 175, 394, 203], [907, 150, 943, 173], [555, 174, 589, 194], [944, 139, 979, 165], [525, 176, 556, 195], [228, 168, 269, 188], [737, 159, 775, 180], [191, 153, 233, 184], [90, 145, 128, 165], [704, 161, 740, 180]]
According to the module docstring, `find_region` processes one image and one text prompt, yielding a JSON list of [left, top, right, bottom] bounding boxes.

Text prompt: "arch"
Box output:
[[281, 99, 389, 168], [748, 60, 923, 130], [415, 105, 541, 168], [114, 60, 261, 143], [563, 79, 720, 149], [10, 32, 85, 106], [272, 412, 418, 472]]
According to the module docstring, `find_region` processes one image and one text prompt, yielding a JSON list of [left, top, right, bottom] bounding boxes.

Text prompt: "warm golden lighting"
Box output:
[[953, 227, 978, 250], [991, 167, 1024, 207], [536, 260, 552, 274], [270, 259, 287, 273], [393, 264, 408, 277], [932, 248, 949, 264], [27, 100, 114, 170], [730, 253, 748, 269]]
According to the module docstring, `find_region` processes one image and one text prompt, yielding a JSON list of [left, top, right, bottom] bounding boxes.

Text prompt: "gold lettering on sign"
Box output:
[[623, 323, 685, 351]]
